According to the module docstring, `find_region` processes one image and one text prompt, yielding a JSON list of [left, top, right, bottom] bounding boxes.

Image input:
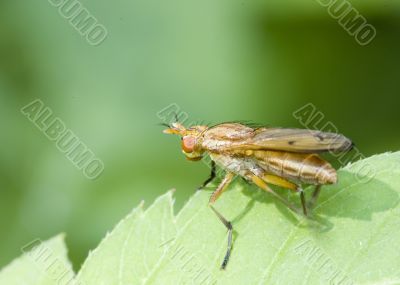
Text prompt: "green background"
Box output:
[[0, 0, 399, 271]]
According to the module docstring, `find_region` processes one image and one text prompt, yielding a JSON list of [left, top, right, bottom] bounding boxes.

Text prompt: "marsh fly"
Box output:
[[163, 121, 353, 269]]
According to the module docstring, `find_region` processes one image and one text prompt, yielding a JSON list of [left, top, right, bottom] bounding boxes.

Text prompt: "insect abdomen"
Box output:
[[253, 150, 337, 185]]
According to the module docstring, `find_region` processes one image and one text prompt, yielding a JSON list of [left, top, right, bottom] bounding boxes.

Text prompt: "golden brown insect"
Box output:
[[163, 121, 353, 269]]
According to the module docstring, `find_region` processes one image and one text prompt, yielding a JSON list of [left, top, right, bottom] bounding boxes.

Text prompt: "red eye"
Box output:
[[182, 136, 195, 153]]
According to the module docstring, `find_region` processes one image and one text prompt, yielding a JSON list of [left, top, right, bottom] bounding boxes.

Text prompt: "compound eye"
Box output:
[[182, 136, 195, 153]]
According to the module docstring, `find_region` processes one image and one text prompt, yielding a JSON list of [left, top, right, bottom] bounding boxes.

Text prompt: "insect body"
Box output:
[[163, 122, 353, 269]]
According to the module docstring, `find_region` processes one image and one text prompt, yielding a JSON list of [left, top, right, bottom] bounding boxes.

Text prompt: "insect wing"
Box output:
[[247, 128, 353, 153], [202, 124, 353, 153]]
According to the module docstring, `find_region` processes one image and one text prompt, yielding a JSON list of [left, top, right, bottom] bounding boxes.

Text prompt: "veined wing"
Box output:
[[202, 123, 353, 153], [247, 128, 354, 153]]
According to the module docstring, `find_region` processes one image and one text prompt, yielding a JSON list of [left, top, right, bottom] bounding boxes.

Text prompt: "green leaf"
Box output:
[[0, 235, 77, 285], [2, 152, 400, 284], [77, 194, 177, 284], [76, 151, 400, 285]]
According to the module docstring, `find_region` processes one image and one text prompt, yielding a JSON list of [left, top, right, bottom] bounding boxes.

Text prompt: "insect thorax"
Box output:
[[209, 153, 264, 178]]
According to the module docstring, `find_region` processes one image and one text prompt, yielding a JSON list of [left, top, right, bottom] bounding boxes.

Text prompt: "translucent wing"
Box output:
[[202, 123, 353, 153], [247, 128, 353, 153]]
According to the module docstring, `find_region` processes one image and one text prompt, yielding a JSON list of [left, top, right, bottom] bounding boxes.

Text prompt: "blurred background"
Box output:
[[1, 0, 399, 271]]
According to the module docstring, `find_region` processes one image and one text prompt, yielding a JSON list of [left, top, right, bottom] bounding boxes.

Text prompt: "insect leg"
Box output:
[[308, 185, 322, 209], [198, 160, 216, 190], [209, 172, 234, 203], [298, 187, 307, 216], [262, 174, 297, 191], [209, 172, 235, 269], [261, 174, 308, 216], [250, 175, 301, 215], [210, 205, 233, 270]]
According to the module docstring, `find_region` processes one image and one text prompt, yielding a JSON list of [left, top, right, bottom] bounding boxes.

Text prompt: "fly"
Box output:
[[163, 121, 353, 269]]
